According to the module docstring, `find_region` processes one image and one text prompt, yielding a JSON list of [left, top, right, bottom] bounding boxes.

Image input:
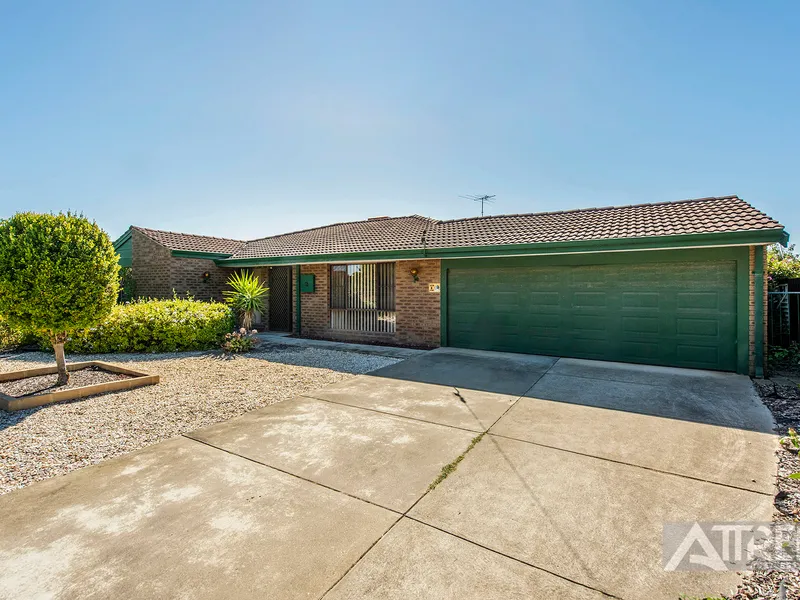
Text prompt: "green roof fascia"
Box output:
[[215, 228, 788, 267], [171, 250, 234, 260], [112, 228, 132, 250], [424, 228, 790, 259], [216, 248, 426, 267]]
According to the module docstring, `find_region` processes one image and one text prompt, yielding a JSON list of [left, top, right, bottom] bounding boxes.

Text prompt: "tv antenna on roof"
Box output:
[[460, 194, 496, 217]]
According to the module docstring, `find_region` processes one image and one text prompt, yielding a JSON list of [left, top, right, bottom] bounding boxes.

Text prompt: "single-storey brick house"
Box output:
[[114, 195, 789, 377]]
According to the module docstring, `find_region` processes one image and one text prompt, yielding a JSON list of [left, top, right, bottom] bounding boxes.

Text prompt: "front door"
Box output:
[[268, 266, 293, 332]]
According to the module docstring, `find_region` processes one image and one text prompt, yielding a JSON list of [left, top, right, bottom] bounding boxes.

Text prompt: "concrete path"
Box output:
[[0, 349, 777, 599], [255, 331, 427, 360]]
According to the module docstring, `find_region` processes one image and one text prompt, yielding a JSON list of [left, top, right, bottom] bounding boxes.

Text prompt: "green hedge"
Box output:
[[64, 298, 236, 353], [0, 317, 22, 351]]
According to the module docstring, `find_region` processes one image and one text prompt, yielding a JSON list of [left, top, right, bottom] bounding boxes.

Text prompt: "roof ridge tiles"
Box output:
[[239, 214, 436, 246], [132, 226, 244, 244], [434, 196, 742, 225]]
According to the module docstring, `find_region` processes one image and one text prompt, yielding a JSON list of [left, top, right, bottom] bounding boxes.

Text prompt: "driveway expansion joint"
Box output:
[[485, 431, 774, 497], [318, 516, 405, 599], [403, 516, 624, 599], [488, 356, 561, 431], [299, 392, 487, 434], [182, 433, 405, 515]]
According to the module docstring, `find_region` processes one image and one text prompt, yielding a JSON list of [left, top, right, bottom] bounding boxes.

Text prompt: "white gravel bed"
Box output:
[[0, 346, 400, 495]]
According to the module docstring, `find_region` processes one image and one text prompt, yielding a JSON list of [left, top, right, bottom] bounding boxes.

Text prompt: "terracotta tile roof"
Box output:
[[231, 215, 434, 259], [133, 227, 244, 255], [134, 196, 784, 261], [426, 195, 783, 248], [226, 196, 782, 259]]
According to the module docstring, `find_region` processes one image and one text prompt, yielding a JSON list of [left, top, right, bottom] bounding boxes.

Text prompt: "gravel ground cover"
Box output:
[[0, 366, 131, 397], [0, 346, 401, 495], [725, 379, 800, 600]]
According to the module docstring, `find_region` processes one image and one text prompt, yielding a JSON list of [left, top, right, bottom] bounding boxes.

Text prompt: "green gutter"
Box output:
[[295, 265, 301, 335], [172, 250, 234, 260], [218, 248, 424, 267], [754, 245, 765, 378], [216, 228, 788, 267]]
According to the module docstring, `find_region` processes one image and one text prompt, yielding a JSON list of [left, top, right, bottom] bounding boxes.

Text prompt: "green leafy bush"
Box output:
[[770, 343, 800, 369], [0, 212, 119, 383], [118, 266, 137, 303], [0, 317, 36, 351], [64, 298, 235, 354], [768, 244, 800, 284], [0, 317, 22, 351]]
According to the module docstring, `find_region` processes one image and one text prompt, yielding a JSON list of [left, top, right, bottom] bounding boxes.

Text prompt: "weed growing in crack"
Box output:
[[428, 432, 485, 491]]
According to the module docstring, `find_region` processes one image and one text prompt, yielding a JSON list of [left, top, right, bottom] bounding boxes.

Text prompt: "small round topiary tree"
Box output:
[[0, 212, 119, 385]]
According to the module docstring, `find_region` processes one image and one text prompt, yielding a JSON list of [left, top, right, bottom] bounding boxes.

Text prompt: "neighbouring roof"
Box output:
[[127, 196, 786, 262], [131, 226, 245, 255]]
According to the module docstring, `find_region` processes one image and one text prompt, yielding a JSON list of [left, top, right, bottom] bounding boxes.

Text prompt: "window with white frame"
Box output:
[[330, 263, 396, 333]]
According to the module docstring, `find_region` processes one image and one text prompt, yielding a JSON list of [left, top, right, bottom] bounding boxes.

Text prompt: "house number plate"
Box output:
[[428, 283, 441, 293]]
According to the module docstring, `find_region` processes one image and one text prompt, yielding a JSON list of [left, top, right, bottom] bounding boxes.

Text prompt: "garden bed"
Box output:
[[0, 361, 158, 412]]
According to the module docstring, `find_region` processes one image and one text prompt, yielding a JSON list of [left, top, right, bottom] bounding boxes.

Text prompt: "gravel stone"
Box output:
[[0, 366, 131, 397], [727, 380, 800, 599], [0, 348, 400, 495]]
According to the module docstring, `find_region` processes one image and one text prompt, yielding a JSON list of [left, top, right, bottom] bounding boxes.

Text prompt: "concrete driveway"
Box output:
[[0, 348, 776, 599]]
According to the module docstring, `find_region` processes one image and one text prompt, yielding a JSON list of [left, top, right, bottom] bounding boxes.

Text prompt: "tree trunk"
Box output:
[[53, 341, 69, 386]]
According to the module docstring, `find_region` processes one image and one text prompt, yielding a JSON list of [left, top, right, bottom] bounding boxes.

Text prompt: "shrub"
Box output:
[[221, 328, 260, 354], [769, 343, 800, 370], [0, 317, 36, 351], [64, 298, 235, 354], [0, 212, 119, 384], [223, 271, 268, 330], [118, 266, 137, 303], [768, 244, 800, 285], [0, 317, 22, 351]]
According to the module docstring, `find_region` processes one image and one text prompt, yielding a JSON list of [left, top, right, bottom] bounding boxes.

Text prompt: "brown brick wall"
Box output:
[[748, 245, 768, 376], [297, 259, 441, 348], [170, 257, 232, 302], [395, 259, 441, 347], [131, 229, 171, 299], [131, 229, 232, 302], [298, 263, 328, 338]]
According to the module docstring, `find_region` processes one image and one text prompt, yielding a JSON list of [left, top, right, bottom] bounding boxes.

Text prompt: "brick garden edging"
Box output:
[[0, 361, 159, 412]]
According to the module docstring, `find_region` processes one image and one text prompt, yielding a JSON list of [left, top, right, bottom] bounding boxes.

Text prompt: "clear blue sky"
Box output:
[[1, 1, 798, 243]]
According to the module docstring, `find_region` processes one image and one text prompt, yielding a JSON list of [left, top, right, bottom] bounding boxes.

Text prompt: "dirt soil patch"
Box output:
[[0, 366, 132, 398]]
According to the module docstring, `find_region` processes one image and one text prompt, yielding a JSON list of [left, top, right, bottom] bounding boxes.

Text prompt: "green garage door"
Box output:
[[446, 260, 738, 371]]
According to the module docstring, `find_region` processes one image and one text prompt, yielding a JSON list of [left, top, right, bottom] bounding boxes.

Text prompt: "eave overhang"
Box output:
[[112, 228, 132, 250], [214, 227, 790, 267], [171, 250, 235, 260]]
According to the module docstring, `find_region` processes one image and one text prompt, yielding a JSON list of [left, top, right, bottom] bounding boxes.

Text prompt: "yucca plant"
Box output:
[[223, 271, 268, 330]]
